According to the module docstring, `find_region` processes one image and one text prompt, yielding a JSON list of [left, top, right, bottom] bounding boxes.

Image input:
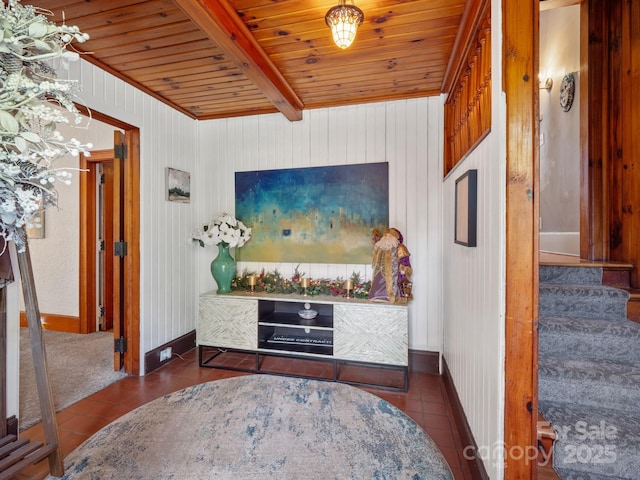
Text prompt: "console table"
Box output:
[[198, 291, 409, 391]]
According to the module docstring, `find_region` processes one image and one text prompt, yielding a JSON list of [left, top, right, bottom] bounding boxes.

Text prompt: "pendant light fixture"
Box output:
[[325, 0, 364, 49]]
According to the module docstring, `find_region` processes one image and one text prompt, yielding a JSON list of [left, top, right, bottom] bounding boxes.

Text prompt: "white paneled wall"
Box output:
[[195, 98, 444, 352], [28, 57, 446, 379], [6, 19, 509, 470], [442, 1, 507, 475], [443, 134, 505, 479], [55, 59, 201, 373]]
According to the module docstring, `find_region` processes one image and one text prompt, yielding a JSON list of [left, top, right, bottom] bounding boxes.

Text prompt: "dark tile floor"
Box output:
[[16, 349, 474, 479]]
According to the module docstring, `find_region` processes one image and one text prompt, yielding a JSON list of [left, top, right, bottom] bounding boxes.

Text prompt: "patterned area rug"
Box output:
[[47, 375, 453, 479]]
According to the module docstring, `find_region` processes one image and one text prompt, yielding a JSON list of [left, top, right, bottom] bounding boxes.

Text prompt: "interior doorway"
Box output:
[[79, 149, 114, 336], [538, 1, 581, 256], [78, 109, 141, 375]]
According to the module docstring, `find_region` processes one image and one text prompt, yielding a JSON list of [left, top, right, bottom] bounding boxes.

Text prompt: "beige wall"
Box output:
[[539, 5, 581, 254]]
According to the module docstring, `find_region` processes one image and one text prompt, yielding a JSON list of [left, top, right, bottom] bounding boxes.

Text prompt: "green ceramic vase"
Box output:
[[210, 243, 236, 294]]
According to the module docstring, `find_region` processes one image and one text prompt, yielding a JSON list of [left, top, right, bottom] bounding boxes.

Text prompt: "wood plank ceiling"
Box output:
[[34, 0, 469, 121]]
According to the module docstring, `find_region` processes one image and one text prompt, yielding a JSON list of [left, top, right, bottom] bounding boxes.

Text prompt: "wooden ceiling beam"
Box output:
[[173, 0, 303, 121]]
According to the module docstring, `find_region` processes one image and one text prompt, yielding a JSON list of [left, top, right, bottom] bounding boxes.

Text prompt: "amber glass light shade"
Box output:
[[325, 1, 364, 49]]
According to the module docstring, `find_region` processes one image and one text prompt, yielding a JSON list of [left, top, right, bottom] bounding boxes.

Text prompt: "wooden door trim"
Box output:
[[79, 149, 113, 335], [112, 132, 124, 371], [580, 0, 609, 261], [77, 107, 141, 376], [503, 0, 539, 478], [122, 130, 141, 375]]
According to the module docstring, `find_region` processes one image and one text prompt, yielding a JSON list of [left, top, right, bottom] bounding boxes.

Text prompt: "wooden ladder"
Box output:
[[0, 237, 64, 478]]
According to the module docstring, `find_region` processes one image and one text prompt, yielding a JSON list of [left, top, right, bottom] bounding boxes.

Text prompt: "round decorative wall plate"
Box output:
[[559, 73, 575, 112]]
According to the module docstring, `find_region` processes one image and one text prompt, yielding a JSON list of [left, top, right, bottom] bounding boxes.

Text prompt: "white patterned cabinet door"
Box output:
[[198, 294, 258, 350], [334, 304, 408, 366]]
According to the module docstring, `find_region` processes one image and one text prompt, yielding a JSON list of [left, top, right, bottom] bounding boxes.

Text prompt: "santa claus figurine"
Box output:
[[368, 228, 413, 303]]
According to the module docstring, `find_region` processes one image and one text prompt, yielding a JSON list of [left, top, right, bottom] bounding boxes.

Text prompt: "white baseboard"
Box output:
[[540, 232, 580, 256]]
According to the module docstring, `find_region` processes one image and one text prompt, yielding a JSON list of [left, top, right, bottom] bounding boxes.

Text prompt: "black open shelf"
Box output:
[[259, 312, 333, 328], [257, 299, 334, 356], [258, 300, 333, 328], [258, 325, 333, 356]]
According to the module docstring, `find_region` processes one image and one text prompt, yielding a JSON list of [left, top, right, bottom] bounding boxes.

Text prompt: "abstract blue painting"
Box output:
[[235, 163, 389, 263]]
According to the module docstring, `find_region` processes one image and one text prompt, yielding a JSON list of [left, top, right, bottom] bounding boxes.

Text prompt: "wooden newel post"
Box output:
[[15, 231, 64, 477]]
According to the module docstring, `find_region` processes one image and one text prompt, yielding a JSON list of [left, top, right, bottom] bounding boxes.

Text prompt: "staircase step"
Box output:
[[539, 357, 640, 414], [540, 253, 633, 289], [538, 401, 640, 480], [537, 260, 638, 480], [540, 265, 603, 286], [539, 284, 630, 320], [539, 315, 640, 361]]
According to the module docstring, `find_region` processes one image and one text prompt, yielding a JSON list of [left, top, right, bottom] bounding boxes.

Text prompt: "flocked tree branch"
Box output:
[[0, 0, 91, 252]]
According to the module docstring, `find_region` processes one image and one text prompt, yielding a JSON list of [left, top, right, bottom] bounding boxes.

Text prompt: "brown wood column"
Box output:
[[502, 0, 539, 478], [582, 0, 640, 287], [618, 0, 640, 287], [580, 0, 613, 261]]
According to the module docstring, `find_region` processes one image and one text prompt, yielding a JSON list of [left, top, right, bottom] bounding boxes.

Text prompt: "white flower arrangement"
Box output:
[[192, 213, 252, 249], [1, 0, 91, 251]]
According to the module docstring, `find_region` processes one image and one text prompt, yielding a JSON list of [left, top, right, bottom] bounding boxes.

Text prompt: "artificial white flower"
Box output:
[[191, 213, 252, 249]]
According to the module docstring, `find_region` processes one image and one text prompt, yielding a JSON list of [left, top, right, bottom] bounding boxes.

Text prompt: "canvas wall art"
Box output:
[[165, 167, 190, 203], [235, 163, 389, 264]]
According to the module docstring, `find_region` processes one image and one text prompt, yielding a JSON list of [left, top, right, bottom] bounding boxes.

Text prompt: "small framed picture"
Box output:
[[166, 167, 190, 203], [454, 169, 477, 247]]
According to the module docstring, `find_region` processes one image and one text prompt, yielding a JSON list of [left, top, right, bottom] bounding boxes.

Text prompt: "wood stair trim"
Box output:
[[537, 412, 556, 441], [540, 251, 634, 269], [537, 412, 559, 478], [540, 259, 634, 270], [0, 435, 57, 480]]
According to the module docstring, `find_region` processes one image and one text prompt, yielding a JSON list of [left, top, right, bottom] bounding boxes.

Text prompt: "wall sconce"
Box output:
[[540, 77, 553, 92], [325, 0, 364, 49]]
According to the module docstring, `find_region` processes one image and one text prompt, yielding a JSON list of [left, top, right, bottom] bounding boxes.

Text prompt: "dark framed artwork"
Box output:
[[235, 162, 389, 263], [165, 167, 190, 203], [454, 169, 477, 247]]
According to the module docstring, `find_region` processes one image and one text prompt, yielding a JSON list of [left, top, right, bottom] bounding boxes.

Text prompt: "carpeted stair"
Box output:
[[538, 265, 640, 480]]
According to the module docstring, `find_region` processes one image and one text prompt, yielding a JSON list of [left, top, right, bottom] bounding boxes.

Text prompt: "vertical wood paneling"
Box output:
[[57, 60, 201, 373], [610, 0, 640, 287], [47, 61, 449, 376], [581, 0, 609, 260], [425, 98, 445, 353], [443, 130, 505, 478], [196, 98, 444, 352]]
